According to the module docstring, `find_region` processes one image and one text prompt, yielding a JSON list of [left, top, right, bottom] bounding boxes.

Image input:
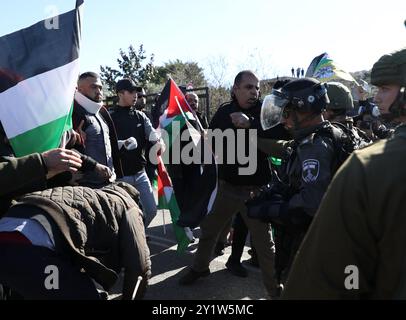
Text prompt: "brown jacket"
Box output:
[[6, 182, 150, 291]]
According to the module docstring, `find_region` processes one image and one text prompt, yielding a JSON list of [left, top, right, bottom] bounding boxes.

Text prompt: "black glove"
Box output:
[[246, 193, 287, 223]]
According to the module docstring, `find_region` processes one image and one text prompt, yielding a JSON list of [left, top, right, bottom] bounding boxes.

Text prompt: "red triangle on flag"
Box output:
[[166, 79, 192, 118]]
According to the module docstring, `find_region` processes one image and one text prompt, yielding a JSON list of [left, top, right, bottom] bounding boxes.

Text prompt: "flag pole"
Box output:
[[162, 209, 167, 235]]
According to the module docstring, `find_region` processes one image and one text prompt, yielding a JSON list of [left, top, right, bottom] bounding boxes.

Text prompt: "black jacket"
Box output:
[[109, 107, 151, 175], [209, 100, 290, 186]]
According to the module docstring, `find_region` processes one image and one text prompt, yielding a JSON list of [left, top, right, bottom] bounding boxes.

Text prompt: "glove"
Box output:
[[246, 193, 287, 223], [118, 137, 138, 151]]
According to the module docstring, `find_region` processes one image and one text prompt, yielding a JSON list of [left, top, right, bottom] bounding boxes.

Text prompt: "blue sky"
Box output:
[[1, 0, 405, 85]]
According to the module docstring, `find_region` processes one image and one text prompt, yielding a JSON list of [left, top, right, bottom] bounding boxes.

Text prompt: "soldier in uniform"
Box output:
[[324, 82, 372, 149], [282, 48, 406, 299], [249, 77, 345, 295]]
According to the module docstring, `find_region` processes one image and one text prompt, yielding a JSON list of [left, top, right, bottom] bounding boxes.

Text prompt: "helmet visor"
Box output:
[[260, 91, 290, 130]]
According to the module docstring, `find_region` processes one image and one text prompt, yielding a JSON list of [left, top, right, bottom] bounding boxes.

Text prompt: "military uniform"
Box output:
[[270, 121, 338, 284], [283, 124, 406, 299]]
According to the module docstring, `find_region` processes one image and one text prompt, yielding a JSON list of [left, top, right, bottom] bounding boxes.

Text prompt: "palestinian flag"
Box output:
[[158, 78, 218, 230], [0, 0, 83, 157], [157, 79, 195, 148], [157, 156, 190, 253], [305, 52, 357, 84]]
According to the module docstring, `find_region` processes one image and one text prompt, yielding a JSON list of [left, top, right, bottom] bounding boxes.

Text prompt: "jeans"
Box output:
[[120, 170, 157, 227]]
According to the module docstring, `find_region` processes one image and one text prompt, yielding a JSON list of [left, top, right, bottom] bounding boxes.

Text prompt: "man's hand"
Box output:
[[42, 148, 82, 179], [94, 163, 113, 181], [77, 120, 87, 147], [230, 112, 251, 129]]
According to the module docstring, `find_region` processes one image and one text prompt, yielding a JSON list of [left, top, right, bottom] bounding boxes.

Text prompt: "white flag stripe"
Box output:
[[0, 59, 79, 138]]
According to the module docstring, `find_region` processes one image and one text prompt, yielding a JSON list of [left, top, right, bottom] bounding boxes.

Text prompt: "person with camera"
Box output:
[[353, 85, 393, 141], [248, 78, 347, 295], [283, 48, 406, 299]]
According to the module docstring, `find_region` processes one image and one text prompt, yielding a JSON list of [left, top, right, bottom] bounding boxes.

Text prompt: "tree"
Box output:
[[100, 44, 157, 95], [155, 60, 207, 88]]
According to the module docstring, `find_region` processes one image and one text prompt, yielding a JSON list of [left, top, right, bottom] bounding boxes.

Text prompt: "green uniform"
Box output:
[[283, 124, 406, 299]]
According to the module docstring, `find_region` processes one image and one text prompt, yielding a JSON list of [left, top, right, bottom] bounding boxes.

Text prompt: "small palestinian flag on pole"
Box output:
[[0, 0, 83, 157], [157, 79, 195, 148], [157, 78, 218, 231], [157, 155, 191, 253]]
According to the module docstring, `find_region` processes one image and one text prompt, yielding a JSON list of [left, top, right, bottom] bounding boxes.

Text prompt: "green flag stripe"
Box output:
[[9, 114, 72, 157], [168, 195, 190, 253]]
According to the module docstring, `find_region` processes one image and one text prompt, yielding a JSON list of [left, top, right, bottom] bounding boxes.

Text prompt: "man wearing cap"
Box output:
[[283, 48, 406, 299], [109, 79, 161, 227]]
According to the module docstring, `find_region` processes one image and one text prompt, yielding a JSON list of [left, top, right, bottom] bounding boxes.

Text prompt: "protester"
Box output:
[[72, 72, 123, 187], [110, 79, 161, 227], [179, 70, 290, 299]]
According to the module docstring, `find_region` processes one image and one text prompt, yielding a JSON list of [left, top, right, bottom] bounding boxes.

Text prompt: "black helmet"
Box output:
[[261, 78, 329, 129]]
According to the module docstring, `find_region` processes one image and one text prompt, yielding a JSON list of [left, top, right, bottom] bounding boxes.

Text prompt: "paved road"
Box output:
[[142, 210, 268, 300]]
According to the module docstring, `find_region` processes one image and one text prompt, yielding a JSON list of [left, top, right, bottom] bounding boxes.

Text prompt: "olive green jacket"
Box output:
[[0, 153, 47, 216], [283, 124, 406, 299]]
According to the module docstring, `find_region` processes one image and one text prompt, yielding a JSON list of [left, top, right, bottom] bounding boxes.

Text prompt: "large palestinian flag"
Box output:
[[0, 0, 83, 157]]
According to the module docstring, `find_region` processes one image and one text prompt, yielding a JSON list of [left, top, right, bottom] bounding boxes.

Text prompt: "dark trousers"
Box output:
[[228, 213, 257, 264], [0, 244, 101, 300]]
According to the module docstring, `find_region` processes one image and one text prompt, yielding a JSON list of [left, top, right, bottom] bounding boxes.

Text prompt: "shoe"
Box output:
[[225, 260, 248, 278], [178, 268, 210, 285], [246, 257, 259, 268], [270, 283, 284, 300], [214, 242, 225, 256], [184, 227, 196, 243]]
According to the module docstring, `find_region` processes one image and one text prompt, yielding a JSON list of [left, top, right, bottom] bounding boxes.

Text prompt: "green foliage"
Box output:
[[156, 59, 207, 88], [100, 44, 157, 95]]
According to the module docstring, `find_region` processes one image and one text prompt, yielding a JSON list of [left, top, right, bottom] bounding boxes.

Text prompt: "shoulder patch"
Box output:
[[302, 159, 320, 183]]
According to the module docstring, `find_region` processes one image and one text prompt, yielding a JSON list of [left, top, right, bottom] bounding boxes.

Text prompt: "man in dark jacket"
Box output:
[[109, 79, 161, 227], [72, 72, 123, 187], [179, 70, 290, 298]]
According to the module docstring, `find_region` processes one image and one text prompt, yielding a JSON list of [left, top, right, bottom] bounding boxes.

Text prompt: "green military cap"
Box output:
[[326, 82, 354, 111], [371, 48, 406, 86]]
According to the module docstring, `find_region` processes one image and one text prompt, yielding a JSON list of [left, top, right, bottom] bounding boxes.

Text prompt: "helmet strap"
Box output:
[[388, 87, 406, 119]]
